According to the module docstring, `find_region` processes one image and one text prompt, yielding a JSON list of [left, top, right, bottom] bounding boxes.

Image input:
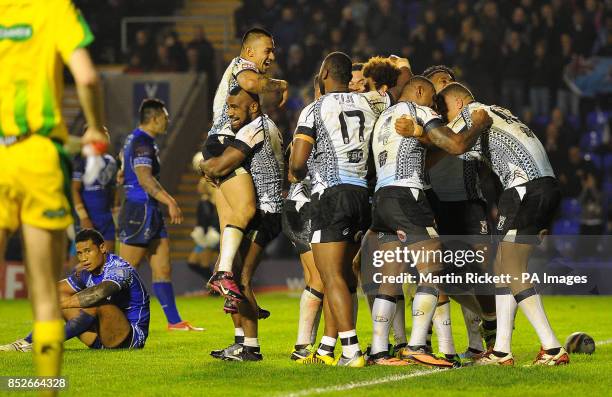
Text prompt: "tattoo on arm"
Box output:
[[75, 281, 120, 307], [141, 176, 163, 197], [427, 125, 480, 155], [260, 77, 286, 93]]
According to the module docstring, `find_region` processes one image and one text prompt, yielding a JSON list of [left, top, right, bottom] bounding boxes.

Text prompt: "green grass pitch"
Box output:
[[2, 294, 612, 396]]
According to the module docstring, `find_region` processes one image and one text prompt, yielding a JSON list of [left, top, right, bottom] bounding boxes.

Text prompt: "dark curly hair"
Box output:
[[423, 64, 456, 81], [362, 56, 401, 90]]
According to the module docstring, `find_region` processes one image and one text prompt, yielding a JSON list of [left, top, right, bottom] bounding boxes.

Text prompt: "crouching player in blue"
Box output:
[[0, 229, 150, 351]]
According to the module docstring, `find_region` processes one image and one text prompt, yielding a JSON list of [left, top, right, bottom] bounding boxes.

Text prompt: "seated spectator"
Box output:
[[129, 29, 155, 71]]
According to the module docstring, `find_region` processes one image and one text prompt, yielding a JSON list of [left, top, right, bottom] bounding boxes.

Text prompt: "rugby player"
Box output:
[[435, 82, 568, 366], [423, 64, 497, 359], [72, 127, 118, 251], [370, 76, 492, 367], [349, 63, 366, 93], [201, 28, 288, 301], [284, 76, 324, 361], [119, 99, 202, 331], [0, 0, 106, 380], [201, 86, 284, 361], [0, 229, 150, 351], [289, 52, 396, 367]]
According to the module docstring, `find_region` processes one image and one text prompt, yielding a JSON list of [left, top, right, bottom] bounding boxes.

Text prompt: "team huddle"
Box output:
[[195, 27, 569, 368], [0, 24, 568, 370]]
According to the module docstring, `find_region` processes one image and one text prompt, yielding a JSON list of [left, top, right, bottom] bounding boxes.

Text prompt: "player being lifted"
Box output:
[[1, 229, 150, 351], [423, 65, 497, 360], [201, 86, 284, 361], [369, 76, 492, 367], [434, 83, 568, 366], [119, 99, 202, 331], [201, 28, 288, 301], [289, 52, 397, 367]]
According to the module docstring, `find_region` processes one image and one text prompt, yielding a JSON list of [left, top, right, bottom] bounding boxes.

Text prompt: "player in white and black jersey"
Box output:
[[289, 52, 395, 367], [199, 28, 288, 304], [368, 76, 492, 367], [284, 76, 324, 361], [201, 87, 284, 361], [423, 65, 497, 361], [435, 82, 569, 366]]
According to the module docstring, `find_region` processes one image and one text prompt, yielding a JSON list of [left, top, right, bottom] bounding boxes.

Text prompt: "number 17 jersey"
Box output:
[[295, 91, 391, 195]]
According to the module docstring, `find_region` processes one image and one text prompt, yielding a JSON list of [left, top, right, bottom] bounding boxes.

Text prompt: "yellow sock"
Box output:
[[33, 320, 64, 377]]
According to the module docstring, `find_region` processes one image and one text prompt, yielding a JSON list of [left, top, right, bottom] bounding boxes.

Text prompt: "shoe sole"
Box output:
[[403, 355, 454, 368]]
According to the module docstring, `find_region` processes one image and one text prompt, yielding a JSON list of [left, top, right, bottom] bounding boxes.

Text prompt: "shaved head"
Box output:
[[436, 82, 475, 121], [399, 76, 435, 107]]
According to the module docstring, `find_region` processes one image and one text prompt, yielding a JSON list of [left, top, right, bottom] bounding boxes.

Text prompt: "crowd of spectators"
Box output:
[[234, 0, 612, 240], [83, 0, 612, 240]]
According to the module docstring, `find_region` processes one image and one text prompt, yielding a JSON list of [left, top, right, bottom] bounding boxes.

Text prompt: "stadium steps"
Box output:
[[168, 164, 202, 261], [175, 0, 241, 62]]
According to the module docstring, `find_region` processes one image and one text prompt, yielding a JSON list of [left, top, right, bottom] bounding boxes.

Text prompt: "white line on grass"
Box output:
[[279, 368, 444, 397], [281, 339, 612, 397]]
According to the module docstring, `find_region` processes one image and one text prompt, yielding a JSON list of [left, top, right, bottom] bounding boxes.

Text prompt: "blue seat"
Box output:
[[585, 153, 603, 169], [560, 198, 581, 219], [552, 219, 580, 235], [580, 130, 604, 151]]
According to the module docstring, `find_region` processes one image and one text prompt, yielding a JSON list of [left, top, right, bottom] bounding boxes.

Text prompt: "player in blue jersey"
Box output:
[[72, 128, 118, 250], [0, 229, 150, 351], [119, 99, 202, 332]]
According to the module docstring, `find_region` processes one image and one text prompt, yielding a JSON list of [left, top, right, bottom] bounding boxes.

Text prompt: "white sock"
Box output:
[[296, 287, 323, 347], [408, 288, 438, 347], [493, 288, 518, 353], [461, 305, 484, 352], [371, 296, 396, 355], [392, 295, 407, 346], [243, 337, 259, 348], [351, 292, 358, 326], [433, 301, 456, 355], [235, 327, 244, 337], [218, 225, 244, 272], [339, 329, 360, 358], [516, 290, 560, 350], [310, 305, 322, 345], [317, 335, 336, 356]]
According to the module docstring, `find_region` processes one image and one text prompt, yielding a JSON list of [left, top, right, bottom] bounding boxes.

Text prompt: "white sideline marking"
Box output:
[[281, 339, 612, 397], [279, 369, 443, 397]]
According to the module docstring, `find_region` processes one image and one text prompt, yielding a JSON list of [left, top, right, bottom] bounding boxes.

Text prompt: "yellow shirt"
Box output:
[[0, 0, 93, 143]]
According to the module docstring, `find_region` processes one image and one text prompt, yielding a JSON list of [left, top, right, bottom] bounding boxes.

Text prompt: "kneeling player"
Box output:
[[1, 229, 150, 351], [202, 86, 284, 361]]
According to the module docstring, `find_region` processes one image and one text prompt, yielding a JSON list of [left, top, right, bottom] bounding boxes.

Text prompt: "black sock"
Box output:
[[546, 347, 561, 355], [492, 350, 508, 357], [235, 335, 244, 345], [294, 344, 309, 350]]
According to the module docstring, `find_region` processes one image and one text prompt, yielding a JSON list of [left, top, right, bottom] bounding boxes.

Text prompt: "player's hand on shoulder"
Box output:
[[278, 79, 289, 108], [470, 109, 493, 131], [395, 115, 423, 137]]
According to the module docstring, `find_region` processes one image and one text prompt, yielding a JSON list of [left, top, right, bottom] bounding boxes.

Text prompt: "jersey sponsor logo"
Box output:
[[378, 150, 388, 167], [42, 208, 68, 219], [480, 220, 488, 234], [342, 227, 350, 236], [497, 215, 507, 231], [346, 149, 363, 163], [0, 24, 33, 41]]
